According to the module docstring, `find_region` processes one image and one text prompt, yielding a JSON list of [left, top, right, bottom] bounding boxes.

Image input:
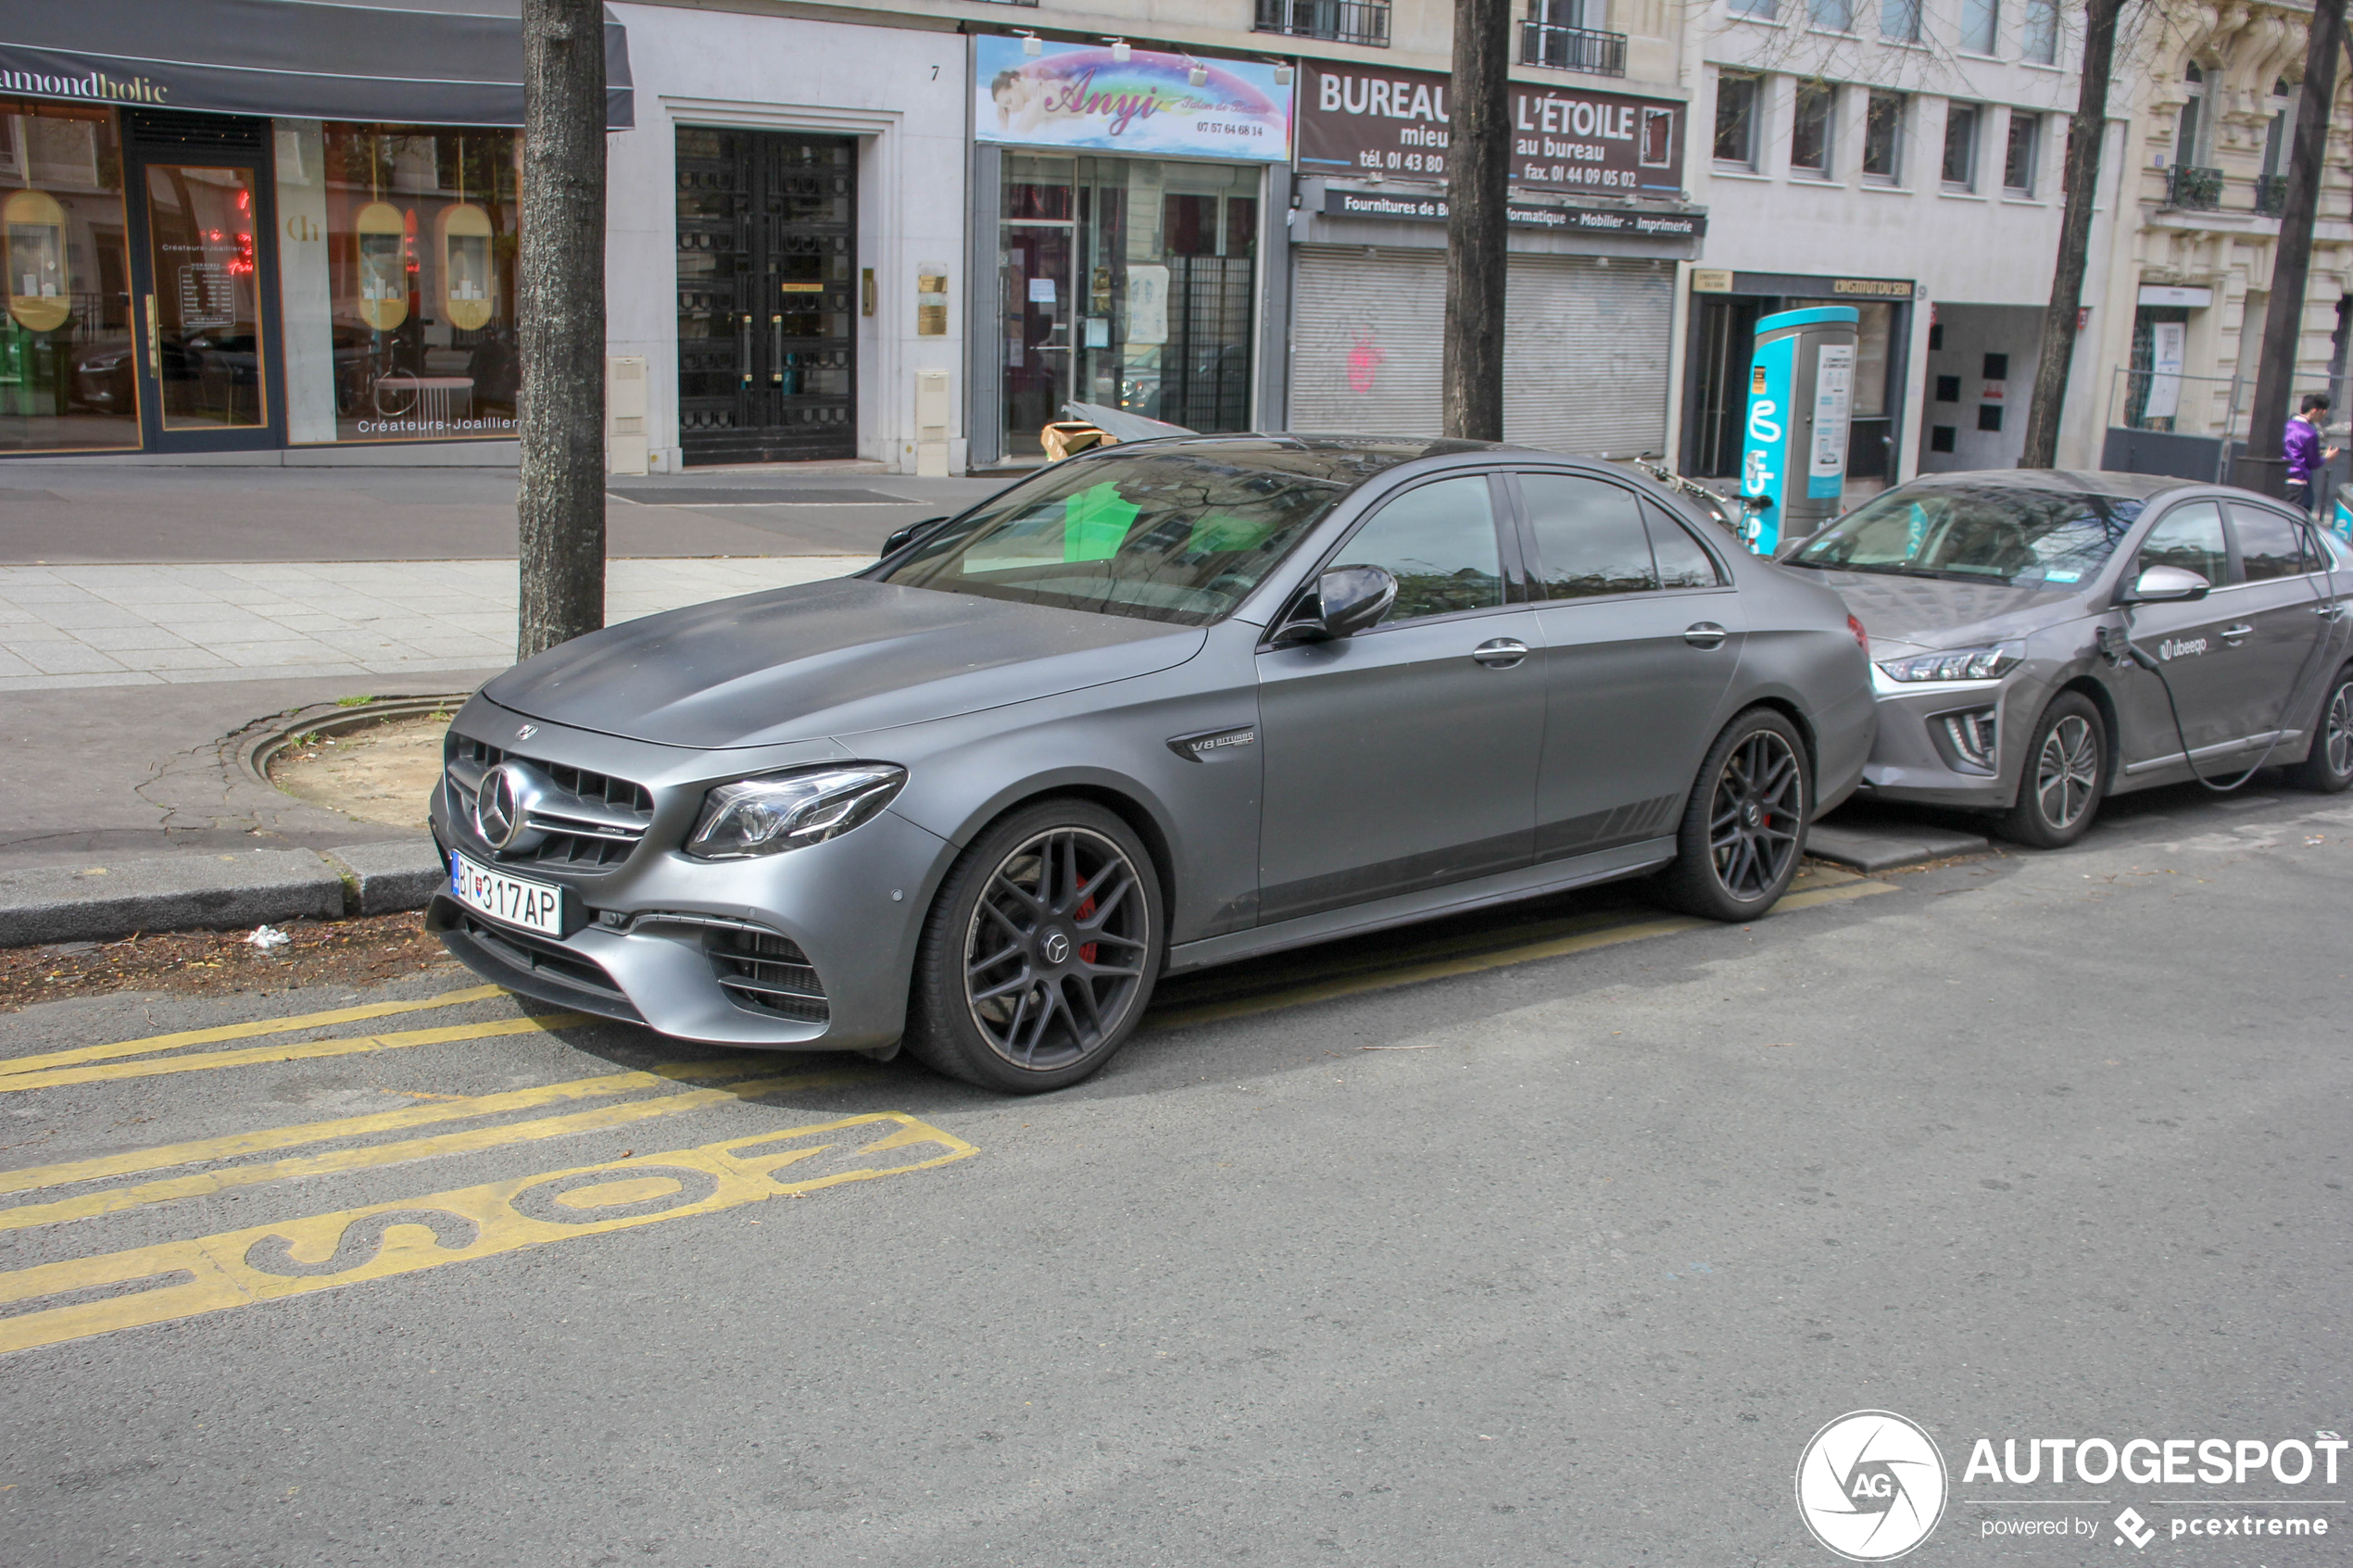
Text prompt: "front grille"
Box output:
[[445, 735, 655, 872], [706, 924, 830, 1023], [453, 912, 632, 1003]]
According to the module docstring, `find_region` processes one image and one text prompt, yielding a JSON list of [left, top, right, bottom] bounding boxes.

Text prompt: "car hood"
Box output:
[[1808, 570, 2089, 656], [484, 576, 1207, 748]]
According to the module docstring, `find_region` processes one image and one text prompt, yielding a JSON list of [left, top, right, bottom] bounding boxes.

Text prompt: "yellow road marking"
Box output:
[[0, 1068, 876, 1233], [0, 1014, 586, 1095], [0, 985, 507, 1079], [0, 1060, 772, 1197], [1147, 877, 1898, 1031], [0, 1113, 977, 1356]]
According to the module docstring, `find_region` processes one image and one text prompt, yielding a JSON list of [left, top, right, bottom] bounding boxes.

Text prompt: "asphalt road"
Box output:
[[1, 784, 2347, 1566]]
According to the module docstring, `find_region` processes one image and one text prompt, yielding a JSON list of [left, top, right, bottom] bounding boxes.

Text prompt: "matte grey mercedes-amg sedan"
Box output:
[[427, 436, 1875, 1092]]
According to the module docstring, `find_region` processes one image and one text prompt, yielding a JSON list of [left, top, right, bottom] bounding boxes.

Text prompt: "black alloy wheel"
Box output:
[[1654, 708, 1811, 921], [2290, 663, 2353, 794], [1994, 691, 2108, 847], [905, 800, 1163, 1093]]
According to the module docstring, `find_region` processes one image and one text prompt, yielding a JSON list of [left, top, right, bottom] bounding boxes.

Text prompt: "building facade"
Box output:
[[1672, 0, 2095, 495], [2080, 0, 2353, 484]]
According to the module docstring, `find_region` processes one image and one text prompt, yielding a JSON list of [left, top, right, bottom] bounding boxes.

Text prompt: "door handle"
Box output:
[[770, 314, 784, 383], [1683, 621, 1729, 649], [144, 294, 158, 376], [1471, 637, 1530, 668], [2221, 622, 2255, 641], [738, 313, 752, 385]]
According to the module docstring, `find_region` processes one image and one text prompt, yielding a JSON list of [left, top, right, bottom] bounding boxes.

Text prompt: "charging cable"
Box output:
[[2099, 572, 2348, 792]]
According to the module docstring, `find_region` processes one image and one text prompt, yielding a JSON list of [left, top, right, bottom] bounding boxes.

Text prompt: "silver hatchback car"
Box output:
[[429, 437, 1874, 1091], [1782, 470, 2353, 845]]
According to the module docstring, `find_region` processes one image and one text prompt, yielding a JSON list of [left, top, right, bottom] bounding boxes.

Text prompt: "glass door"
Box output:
[[1000, 154, 1076, 460], [124, 146, 281, 451]]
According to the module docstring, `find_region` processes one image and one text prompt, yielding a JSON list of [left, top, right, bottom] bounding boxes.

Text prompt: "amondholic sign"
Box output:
[[1297, 61, 1685, 196]]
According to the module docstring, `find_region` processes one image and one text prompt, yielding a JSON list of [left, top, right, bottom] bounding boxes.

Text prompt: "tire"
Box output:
[[902, 800, 1164, 1094], [2290, 662, 2353, 794], [1652, 708, 1812, 922], [1994, 691, 2107, 848]]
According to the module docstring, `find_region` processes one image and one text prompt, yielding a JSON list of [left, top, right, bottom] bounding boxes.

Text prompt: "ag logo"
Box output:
[[1795, 1411, 1948, 1562]]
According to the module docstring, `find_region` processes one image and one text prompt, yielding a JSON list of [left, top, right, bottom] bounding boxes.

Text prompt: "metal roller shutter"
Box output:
[[1289, 245, 1672, 456], [1290, 245, 1447, 436]]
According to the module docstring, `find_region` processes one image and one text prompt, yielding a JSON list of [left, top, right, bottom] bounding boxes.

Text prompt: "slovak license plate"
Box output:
[[449, 850, 565, 936]]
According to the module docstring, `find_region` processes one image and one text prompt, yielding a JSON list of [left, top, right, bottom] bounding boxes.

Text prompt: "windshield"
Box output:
[[875, 448, 1371, 624], [1787, 484, 2145, 587]]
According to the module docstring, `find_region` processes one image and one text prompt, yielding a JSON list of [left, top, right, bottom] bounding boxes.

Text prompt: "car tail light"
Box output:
[[1847, 614, 1869, 652]]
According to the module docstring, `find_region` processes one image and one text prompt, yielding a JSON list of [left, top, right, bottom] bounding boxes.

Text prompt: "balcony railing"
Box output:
[[1519, 19, 1629, 75], [1253, 0, 1390, 46], [2256, 173, 2288, 216], [2164, 164, 2223, 210]]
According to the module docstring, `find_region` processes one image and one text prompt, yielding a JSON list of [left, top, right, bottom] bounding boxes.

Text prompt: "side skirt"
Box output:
[[1164, 836, 1678, 976]]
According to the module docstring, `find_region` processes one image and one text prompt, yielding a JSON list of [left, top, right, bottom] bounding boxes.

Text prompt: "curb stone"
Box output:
[[324, 840, 450, 918], [0, 850, 348, 948]]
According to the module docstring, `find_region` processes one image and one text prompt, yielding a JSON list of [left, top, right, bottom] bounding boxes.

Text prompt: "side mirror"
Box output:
[[880, 516, 950, 558], [2121, 564, 2211, 604], [1273, 564, 1399, 645]]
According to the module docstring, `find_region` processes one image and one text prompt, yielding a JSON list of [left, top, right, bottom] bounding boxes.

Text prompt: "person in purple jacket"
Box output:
[[2284, 392, 2339, 513]]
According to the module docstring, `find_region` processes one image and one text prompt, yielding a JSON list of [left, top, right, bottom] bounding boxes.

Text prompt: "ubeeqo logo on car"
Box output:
[[1796, 1410, 1949, 1562]]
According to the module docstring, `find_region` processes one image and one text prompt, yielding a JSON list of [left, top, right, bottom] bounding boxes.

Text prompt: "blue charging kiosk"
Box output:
[[1736, 306, 1859, 556]]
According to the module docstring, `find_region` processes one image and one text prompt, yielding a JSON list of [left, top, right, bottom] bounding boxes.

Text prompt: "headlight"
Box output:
[[684, 764, 906, 859], [1877, 642, 2023, 683]]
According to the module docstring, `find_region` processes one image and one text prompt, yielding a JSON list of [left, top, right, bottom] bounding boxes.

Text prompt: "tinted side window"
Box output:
[[2231, 504, 2312, 582], [2137, 501, 2229, 584], [1521, 473, 1656, 599], [1334, 476, 1504, 624], [1645, 505, 1724, 588]]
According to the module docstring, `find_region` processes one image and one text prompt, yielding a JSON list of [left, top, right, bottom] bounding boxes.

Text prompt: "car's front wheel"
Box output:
[[904, 800, 1164, 1094], [1994, 691, 2107, 847], [2290, 661, 2353, 794], [1653, 707, 1811, 922]]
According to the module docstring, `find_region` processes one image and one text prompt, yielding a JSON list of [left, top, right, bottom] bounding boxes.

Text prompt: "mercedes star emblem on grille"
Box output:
[[472, 760, 547, 852]]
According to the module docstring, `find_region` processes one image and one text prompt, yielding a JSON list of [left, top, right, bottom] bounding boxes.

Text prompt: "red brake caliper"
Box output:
[[1076, 896, 1097, 964]]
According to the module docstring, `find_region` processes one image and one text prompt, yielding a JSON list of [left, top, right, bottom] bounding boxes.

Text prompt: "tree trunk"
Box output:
[[516, 0, 608, 659], [2018, 0, 2125, 469], [1442, 0, 1511, 442], [2244, 0, 2349, 497]]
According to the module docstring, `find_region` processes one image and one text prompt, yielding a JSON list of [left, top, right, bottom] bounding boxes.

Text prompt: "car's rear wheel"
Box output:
[[903, 800, 1163, 1094], [2290, 662, 2353, 794], [1652, 708, 1810, 922], [1994, 691, 2107, 847]]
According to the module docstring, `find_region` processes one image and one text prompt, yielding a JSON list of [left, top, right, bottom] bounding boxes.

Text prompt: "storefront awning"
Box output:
[[0, 0, 633, 130]]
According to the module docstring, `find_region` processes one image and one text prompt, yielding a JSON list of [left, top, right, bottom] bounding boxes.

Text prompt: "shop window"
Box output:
[[998, 157, 1258, 459], [1942, 103, 1981, 190], [1977, 404, 2003, 432], [275, 121, 520, 445], [1714, 73, 1761, 169], [1790, 83, 1836, 176], [0, 100, 133, 454], [1862, 92, 1905, 182], [1931, 424, 1956, 451], [2003, 113, 2040, 195], [1935, 374, 1960, 401]]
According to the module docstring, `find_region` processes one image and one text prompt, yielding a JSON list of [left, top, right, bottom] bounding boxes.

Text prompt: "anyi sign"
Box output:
[[1296, 61, 1684, 195], [975, 39, 1293, 161]]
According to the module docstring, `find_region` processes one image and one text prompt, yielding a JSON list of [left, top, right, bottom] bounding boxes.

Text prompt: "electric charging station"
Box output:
[[1735, 306, 1860, 556]]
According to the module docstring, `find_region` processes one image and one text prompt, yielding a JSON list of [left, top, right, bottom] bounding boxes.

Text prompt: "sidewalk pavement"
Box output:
[[0, 555, 868, 692], [0, 461, 1019, 936]]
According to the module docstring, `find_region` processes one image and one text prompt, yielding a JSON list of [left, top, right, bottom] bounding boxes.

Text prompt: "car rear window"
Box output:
[[1786, 484, 2145, 587], [875, 449, 1369, 625]]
